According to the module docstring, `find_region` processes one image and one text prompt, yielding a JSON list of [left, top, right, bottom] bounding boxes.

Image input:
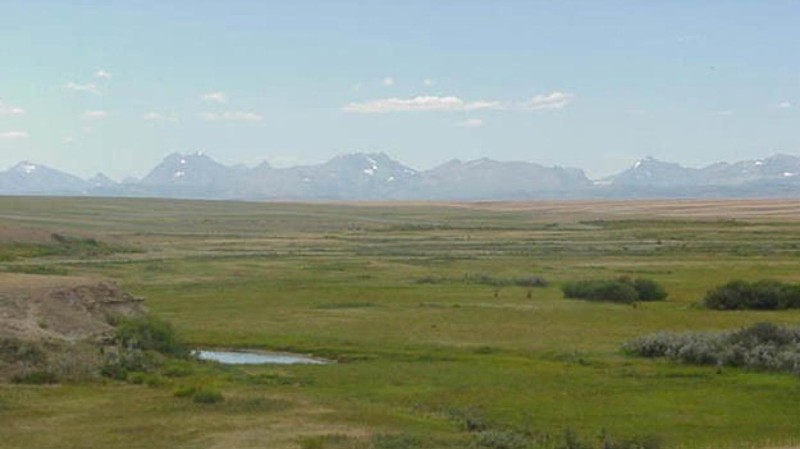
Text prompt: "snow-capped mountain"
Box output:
[[140, 152, 242, 188], [605, 154, 800, 191], [0, 162, 88, 194], [4, 152, 800, 199], [608, 157, 708, 188]]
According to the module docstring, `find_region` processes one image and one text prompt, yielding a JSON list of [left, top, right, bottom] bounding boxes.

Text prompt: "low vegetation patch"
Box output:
[[1, 337, 98, 383], [173, 384, 224, 404], [562, 277, 667, 304], [416, 273, 548, 288], [0, 233, 137, 261], [703, 279, 800, 310], [623, 322, 800, 375], [3, 264, 69, 275]]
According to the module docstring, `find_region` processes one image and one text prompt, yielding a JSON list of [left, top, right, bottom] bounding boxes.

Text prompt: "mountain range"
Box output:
[[3, 152, 800, 200]]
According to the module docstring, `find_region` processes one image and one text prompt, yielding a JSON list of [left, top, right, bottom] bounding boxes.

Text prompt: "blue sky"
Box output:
[[0, 1, 798, 180]]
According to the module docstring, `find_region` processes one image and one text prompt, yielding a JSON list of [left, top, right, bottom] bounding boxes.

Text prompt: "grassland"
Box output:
[[3, 197, 800, 448]]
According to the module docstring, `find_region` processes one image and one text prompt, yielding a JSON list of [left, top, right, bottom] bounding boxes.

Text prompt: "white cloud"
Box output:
[[382, 77, 395, 86], [143, 112, 179, 122], [0, 100, 24, 115], [84, 110, 108, 119], [64, 136, 75, 143], [198, 111, 264, 122], [423, 78, 434, 87], [0, 131, 28, 140], [777, 101, 792, 109], [201, 92, 228, 103], [343, 96, 503, 113], [717, 110, 735, 116], [342, 92, 575, 114], [519, 92, 575, 110], [95, 69, 112, 79], [456, 118, 485, 128], [66, 82, 101, 95]]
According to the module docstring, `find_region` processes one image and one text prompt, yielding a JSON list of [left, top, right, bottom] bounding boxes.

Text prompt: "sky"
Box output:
[[0, 0, 798, 180]]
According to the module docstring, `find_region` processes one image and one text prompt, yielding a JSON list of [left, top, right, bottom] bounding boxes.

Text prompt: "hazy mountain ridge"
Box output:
[[3, 152, 800, 200]]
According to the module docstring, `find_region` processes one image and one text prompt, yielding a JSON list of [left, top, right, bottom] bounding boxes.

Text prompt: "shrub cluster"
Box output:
[[101, 315, 188, 380], [703, 279, 800, 310], [113, 315, 188, 356], [562, 277, 667, 304], [623, 322, 800, 375]]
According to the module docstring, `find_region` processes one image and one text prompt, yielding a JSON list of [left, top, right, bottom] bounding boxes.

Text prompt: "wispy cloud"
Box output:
[[382, 77, 395, 87], [423, 78, 434, 87], [198, 111, 264, 122], [84, 110, 108, 119], [143, 112, 179, 122], [0, 100, 25, 115], [456, 118, 485, 128], [95, 69, 112, 79], [343, 91, 575, 114], [717, 110, 735, 116], [519, 92, 575, 110], [66, 82, 101, 95], [343, 96, 502, 113], [201, 92, 228, 103], [777, 101, 792, 109], [0, 131, 28, 140]]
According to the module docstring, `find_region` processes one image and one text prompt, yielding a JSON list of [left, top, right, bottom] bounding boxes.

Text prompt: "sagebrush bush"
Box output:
[[114, 315, 188, 356], [473, 430, 530, 449], [623, 322, 800, 375], [562, 277, 666, 304], [703, 279, 800, 310]]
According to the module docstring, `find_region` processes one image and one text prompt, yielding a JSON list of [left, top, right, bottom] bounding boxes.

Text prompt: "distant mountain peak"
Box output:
[[12, 161, 39, 175]]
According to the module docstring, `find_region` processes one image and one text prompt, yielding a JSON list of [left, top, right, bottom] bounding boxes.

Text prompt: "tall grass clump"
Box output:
[[623, 322, 800, 375], [703, 279, 800, 310], [562, 277, 667, 304]]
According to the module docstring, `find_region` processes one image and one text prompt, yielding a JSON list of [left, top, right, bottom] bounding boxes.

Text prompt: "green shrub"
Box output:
[[192, 387, 224, 404], [173, 384, 224, 404], [173, 384, 198, 398], [563, 277, 667, 304], [632, 278, 668, 301], [704, 279, 800, 310], [114, 315, 187, 356]]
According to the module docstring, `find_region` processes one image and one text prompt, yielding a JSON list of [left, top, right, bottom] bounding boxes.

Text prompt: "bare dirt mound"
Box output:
[[0, 274, 147, 343], [0, 274, 148, 381]]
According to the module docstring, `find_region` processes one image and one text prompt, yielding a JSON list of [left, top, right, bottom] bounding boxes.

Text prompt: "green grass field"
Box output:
[[2, 197, 800, 448]]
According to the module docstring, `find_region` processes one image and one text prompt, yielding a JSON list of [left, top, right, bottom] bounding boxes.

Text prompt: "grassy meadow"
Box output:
[[3, 197, 800, 448]]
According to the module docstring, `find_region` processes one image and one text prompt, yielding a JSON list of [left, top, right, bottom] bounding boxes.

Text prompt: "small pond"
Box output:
[[193, 349, 330, 365]]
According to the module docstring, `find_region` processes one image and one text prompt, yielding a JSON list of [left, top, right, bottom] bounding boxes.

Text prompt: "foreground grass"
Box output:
[[3, 197, 800, 448]]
